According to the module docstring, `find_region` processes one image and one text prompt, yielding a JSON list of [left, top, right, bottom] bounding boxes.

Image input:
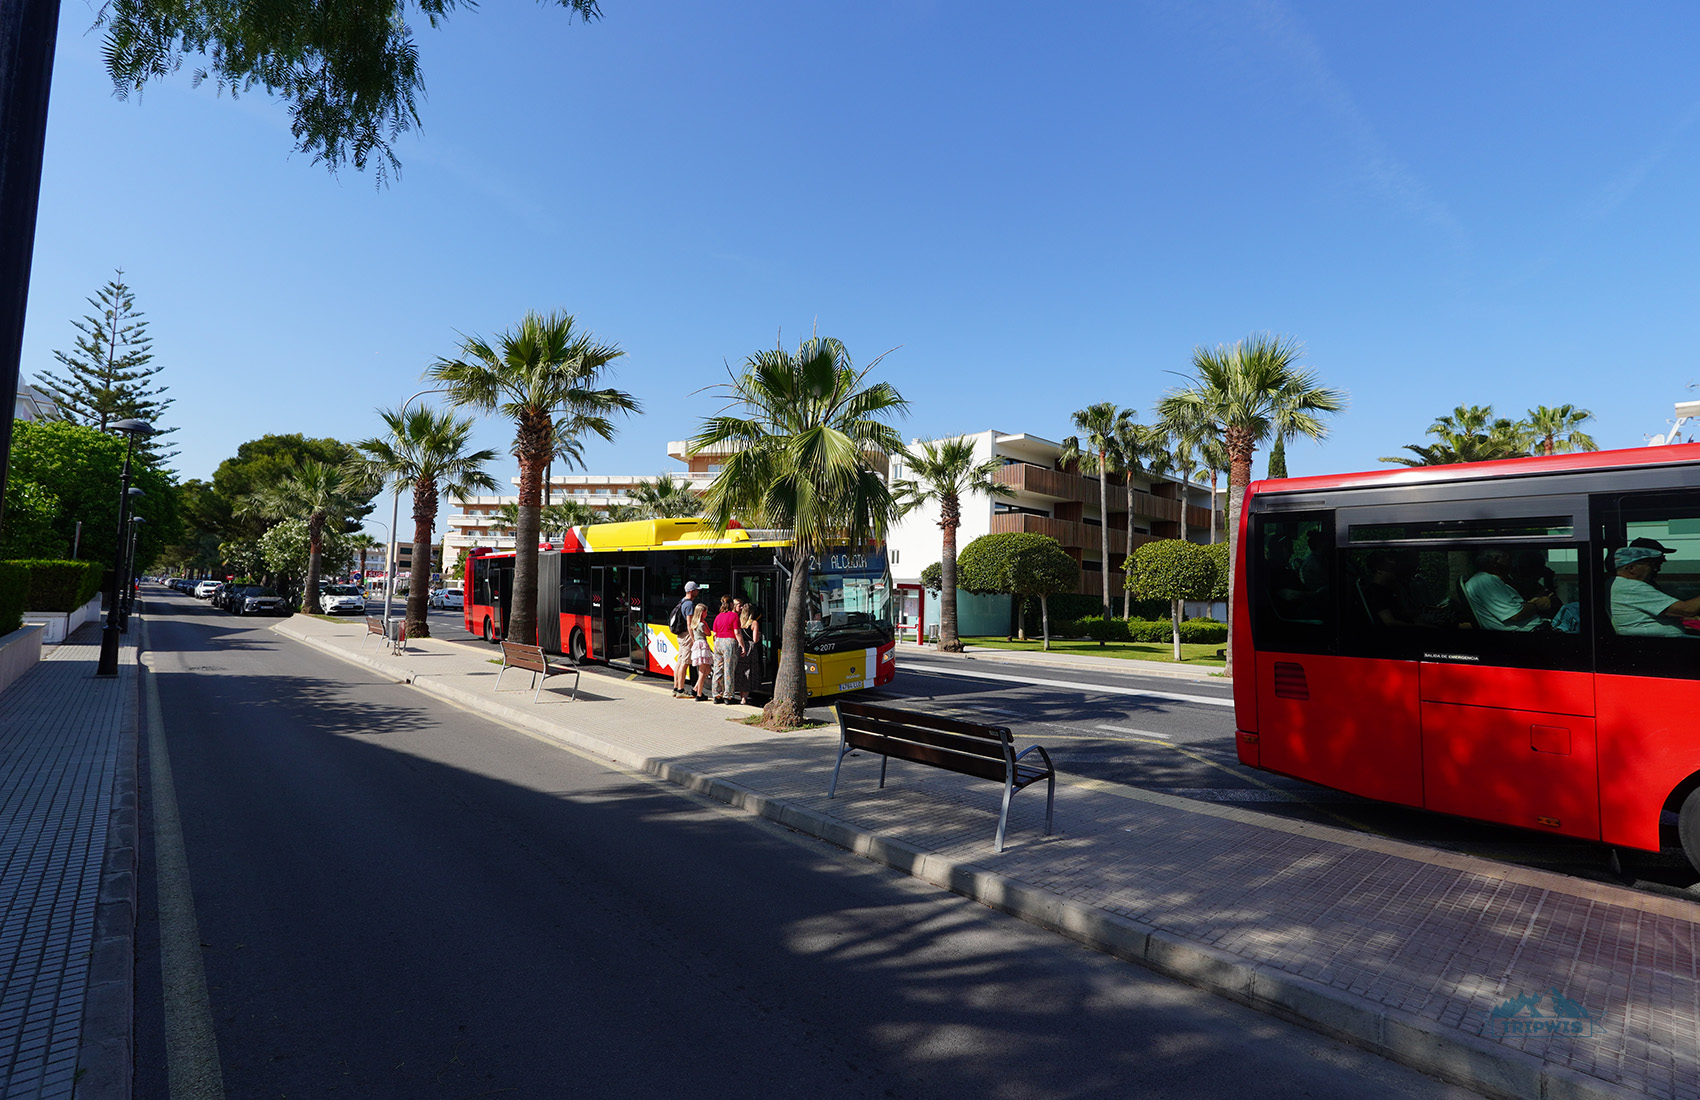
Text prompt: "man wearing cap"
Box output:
[[1610, 543, 1700, 637], [672, 582, 700, 695]]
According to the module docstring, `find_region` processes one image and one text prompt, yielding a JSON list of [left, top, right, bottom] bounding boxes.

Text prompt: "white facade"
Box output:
[[14, 383, 59, 422]]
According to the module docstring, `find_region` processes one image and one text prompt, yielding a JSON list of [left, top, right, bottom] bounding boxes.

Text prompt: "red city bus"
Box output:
[[463, 518, 898, 699], [1233, 442, 1700, 872]]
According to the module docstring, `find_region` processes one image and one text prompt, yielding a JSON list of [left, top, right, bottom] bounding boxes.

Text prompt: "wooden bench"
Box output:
[[496, 641, 580, 702], [829, 700, 1054, 852]]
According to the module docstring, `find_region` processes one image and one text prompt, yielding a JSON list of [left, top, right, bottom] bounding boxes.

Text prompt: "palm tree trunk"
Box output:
[[304, 513, 325, 614], [1179, 480, 1189, 542], [1209, 472, 1219, 544], [407, 476, 436, 639], [1097, 450, 1110, 616], [1123, 479, 1135, 618], [1224, 427, 1255, 679], [510, 412, 550, 645], [939, 493, 962, 652], [766, 546, 814, 726]]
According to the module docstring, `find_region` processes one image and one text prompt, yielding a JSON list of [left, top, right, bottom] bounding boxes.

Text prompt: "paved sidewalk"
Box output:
[[0, 623, 138, 1100], [278, 615, 1693, 1100]]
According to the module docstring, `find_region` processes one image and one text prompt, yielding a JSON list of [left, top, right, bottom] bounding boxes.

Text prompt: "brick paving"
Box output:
[[0, 625, 134, 1100], [279, 615, 1698, 1100]]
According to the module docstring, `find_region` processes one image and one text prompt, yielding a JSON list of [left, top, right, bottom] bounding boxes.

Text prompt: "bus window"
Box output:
[[1598, 494, 1700, 680], [561, 559, 591, 617], [1251, 513, 1336, 654], [1340, 538, 1588, 669]]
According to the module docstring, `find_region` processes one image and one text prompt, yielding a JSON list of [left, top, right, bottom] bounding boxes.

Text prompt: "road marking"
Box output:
[[1095, 724, 1172, 740], [897, 663, 1233, 708], [142, 621, 228, 1100]]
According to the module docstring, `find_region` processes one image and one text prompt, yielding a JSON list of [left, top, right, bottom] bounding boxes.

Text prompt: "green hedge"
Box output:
[[1068, 616, 1228, 644], [3, 560, 106, 612], [0, 562, 26, 637], [1019, 593, 1168, 634]]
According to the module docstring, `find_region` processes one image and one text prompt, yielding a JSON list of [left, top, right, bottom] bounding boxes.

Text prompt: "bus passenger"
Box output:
[[682, 605, 713, 700], [1462, 549, 1556, 630], [1609, 545, 1700, 637], [711, 595, 741, 703]]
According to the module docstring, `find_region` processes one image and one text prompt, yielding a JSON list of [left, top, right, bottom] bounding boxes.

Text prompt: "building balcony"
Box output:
[[989, 512, 1129, 556], [993, 463, 1210, 529]]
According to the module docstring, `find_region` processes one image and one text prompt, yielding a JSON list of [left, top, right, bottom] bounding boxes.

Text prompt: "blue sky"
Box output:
[[22, 1, 1700, 508]]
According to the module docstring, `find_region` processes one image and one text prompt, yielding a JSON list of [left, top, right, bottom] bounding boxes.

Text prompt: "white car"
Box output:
[[194, 580, 222, 599], [430, 587, 464, 610], [319, 585, 366, 615]]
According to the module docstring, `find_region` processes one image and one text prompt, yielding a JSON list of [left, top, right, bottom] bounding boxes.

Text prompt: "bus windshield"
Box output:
[[804, 548, 893, 649]]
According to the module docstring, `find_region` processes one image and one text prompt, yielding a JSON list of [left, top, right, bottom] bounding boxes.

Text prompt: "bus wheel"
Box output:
[[569, 628, 587, 662], [481, 617, 493, 643], [1680, 787, 1700, 875]]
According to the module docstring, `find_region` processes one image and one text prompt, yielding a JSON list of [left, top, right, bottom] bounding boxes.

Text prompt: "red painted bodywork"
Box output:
[[1233, 445, 1700, 853]]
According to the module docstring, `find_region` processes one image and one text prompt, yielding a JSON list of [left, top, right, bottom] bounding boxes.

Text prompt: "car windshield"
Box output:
[[803, 548, 893, 648], [253, 588, 279, 597], [326, 586, 360, 595], [444, 588, 462, 596]]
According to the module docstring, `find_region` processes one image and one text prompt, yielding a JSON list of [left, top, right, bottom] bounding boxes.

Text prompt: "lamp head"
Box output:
[[126, 487, 145, 498], [108, 419, 154, 436]]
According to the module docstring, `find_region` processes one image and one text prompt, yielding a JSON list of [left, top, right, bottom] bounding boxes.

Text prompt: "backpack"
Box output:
[[668, 599, 690, 635]]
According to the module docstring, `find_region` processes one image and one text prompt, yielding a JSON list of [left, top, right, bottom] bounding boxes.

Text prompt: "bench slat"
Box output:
[[838, 700, 1011, 738], [843, 730, 1011, 783], [840, 716, 1010, 760]]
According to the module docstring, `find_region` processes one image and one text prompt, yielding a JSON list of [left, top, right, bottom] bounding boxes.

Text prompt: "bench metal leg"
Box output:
[[1044, 772, 1055, 837], [532, 670, 543, 703], [829, 734, 848, 797], [995, 776, 1015, 853], [495, 661, 510, 691]]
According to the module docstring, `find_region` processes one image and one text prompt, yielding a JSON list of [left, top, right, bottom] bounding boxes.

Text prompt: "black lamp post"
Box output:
[[121, 514, 145, 627], [96, 418, 153, 676]]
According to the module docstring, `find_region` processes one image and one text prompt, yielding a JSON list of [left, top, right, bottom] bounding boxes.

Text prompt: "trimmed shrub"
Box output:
[[1179, 618, 1227, 644], [6, 560, 107, 612], [1071, 616, 1227, 644], [0, 562, 26, 637]]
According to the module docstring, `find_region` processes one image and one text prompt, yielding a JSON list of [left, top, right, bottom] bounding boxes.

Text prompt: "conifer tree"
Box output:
[[35, 270, 177, 464]]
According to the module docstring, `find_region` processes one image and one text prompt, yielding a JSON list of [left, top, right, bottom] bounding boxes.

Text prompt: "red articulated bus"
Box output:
[[463, 518, 897, 699], [1233, 442, 1700, 872]]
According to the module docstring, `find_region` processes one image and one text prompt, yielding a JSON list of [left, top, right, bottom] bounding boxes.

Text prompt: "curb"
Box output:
[[925, 645, 1232, 684], [272, 622, 1627, 1100], [75, 633, 140, 1100]]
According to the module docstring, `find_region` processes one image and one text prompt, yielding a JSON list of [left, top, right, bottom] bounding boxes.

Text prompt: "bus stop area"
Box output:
[[268, 614, 1694, 1100]]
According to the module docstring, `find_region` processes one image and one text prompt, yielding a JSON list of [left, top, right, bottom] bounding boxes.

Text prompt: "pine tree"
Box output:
[[35, 270, 177, 464]]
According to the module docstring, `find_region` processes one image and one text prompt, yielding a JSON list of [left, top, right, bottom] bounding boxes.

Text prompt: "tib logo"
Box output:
[[1487, 988, 1604, 1037]]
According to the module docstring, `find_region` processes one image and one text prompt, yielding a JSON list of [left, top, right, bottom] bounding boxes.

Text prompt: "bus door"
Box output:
[[1346, 504, 1599, 838], [734, 569, 779, 686], [626, 566, 647, 666], [590, 566, 606, 658], [1251, 511, 1424, 807]]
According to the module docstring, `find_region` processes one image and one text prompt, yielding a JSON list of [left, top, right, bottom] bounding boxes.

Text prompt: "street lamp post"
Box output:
[[96, 418, 153, 676], [121, 515, 145, 627], [382, 387, 446, 640]]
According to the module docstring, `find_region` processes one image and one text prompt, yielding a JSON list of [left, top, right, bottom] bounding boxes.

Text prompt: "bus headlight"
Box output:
[[880, 648, 895, 663], [803, 659, 818, 675]]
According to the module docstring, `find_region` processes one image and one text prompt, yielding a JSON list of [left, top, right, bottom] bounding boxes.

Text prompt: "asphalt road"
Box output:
[[136, 594, 1479, 1099], [239, 598, 1700, 891]]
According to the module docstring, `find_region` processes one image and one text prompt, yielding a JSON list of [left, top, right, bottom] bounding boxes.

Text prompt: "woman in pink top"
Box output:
[[710, 594, 742, 703]]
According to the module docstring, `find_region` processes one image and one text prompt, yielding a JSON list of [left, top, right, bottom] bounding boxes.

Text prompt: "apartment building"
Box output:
[[441, 471, 696, 571], [14, 382, 59, 422], [885, 430, 1219, 639]]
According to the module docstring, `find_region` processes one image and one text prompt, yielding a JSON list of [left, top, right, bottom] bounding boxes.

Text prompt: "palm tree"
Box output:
[[1060, 402, 1129, 616], [491, 502, 523, 540], [540, 500, 596, 542], [1157, 334, 1347, 673], [1381, 405, 1528, 466], [349, 406, 501, 639], [242, 459, 371, 613], [893, 437, 1013, 652], [429, 310, 638, 646], [1525, 404, 1598, 456], [349, 532, 381, 584], [1199, 438, 1228, 544], [631, 474, 704, 518], [691, 334, 907, 727], [1110, 414, 1162, 617]]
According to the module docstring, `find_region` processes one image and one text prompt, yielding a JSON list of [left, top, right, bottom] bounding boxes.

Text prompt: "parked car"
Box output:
[[430, 587, 464, 610], [319, 585, 366, 615], [237, 587, 288, 616], [193, 580, 222, 599]]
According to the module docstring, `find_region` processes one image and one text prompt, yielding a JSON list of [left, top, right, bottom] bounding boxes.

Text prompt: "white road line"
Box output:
[[1095, 724, 1173, 740], [143, 622, 228, 1100], [898, 662, 1234, 708]]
